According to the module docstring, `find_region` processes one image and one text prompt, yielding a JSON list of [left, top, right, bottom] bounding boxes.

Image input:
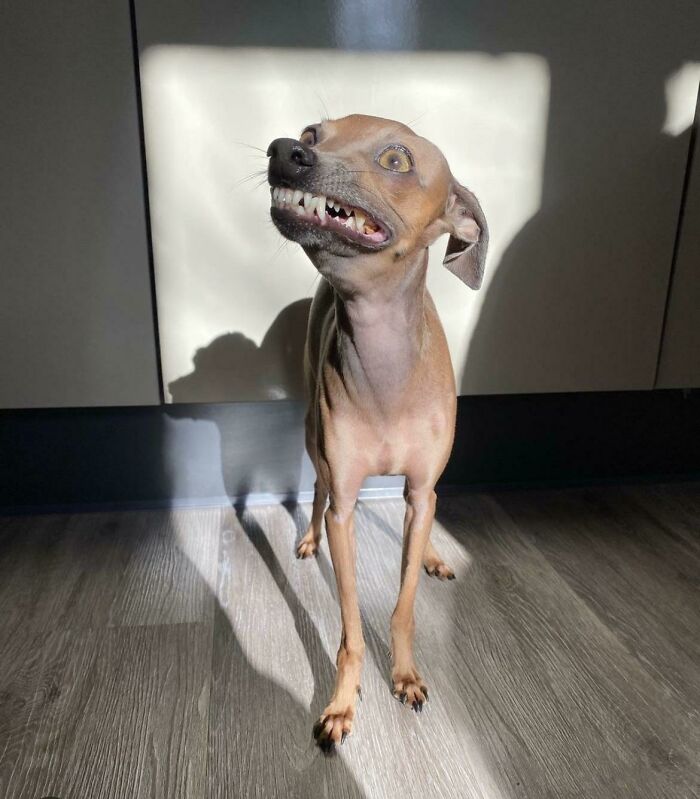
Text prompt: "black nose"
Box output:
[[267, 137, 316, 187]]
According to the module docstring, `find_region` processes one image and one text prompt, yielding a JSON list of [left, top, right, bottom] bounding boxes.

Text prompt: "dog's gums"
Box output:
[[270, 185, 389, 245]]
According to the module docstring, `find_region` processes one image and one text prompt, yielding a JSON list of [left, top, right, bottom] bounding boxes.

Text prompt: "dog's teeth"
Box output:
[[293, 189, 303, 206], [317, 196, 326, 222], [303, 192, 313, 209], [345, 215, 356, 231], [287, 188, 294, 204], [334, 202, 340, 212], [272, 187, 279, 200], [354, 211, 365, 231], [294, 204, 305, 215], [307, 196, 318, 212]]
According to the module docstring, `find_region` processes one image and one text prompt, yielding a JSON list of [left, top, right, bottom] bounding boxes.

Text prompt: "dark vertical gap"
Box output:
[[653, 83, 700, 388], [128, 0, 165, 404]]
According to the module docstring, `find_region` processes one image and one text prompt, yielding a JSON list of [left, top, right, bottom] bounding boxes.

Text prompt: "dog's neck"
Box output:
[[311, 248, 430, 408]]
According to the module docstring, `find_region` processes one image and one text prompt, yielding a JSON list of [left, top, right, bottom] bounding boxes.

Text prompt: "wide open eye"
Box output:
[[377, 145, 412, 173], [300, 127, 317, 146]]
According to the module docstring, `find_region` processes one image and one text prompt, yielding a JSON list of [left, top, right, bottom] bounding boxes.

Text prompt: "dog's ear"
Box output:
[[441, 182, 489, 290]]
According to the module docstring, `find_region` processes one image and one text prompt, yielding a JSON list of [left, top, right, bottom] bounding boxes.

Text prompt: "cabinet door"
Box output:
[[135, 1, 700, 400], [657, 87, 700, 389], [0, 2, 159, 408]]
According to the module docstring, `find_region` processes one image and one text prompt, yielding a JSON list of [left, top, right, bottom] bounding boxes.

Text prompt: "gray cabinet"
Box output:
[[136, 0, 700, 399], [0, 2, 159, 408]]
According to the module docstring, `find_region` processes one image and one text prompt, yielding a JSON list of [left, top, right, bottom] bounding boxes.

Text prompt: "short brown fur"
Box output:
[[267, 114, 488, 749]]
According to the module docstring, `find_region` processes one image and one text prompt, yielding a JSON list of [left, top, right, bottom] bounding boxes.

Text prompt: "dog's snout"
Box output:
[[267, 137, 316, 187]]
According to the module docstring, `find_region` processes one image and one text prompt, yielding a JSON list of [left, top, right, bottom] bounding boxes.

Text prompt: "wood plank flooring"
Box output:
[[0, 484, 698, 798]]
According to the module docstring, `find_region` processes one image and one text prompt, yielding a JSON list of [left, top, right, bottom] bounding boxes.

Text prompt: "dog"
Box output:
[[267, 114, 488, 750]]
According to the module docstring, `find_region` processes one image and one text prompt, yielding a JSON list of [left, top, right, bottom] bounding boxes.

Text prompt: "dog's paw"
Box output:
[[392, 672, 429, 713], [313, 703, 355, 752], [423, 557, 455, 581], [296, 531, 319, 559]]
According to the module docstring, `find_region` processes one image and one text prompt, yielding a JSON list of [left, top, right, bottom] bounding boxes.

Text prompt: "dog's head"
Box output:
[[267, 114, 488, 289]]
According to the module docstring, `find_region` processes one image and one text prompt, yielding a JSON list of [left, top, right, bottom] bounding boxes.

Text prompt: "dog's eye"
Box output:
[[300, 127, 317, 146], [377, 146, 412, 173]]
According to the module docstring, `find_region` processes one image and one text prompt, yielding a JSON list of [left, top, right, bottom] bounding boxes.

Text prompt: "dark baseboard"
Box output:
[[1, 389, 698, 514]]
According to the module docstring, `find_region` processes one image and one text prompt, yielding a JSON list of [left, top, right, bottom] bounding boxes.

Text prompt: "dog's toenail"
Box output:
[[341, 732, 348, 744]]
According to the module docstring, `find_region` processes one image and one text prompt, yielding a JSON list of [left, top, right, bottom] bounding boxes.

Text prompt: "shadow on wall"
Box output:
[[456, 3, 700, 393], [168, 298, 311, 402], [167, 299, 313, 501]]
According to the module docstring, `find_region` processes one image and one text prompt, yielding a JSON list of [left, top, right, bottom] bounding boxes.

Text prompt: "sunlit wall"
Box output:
[[141, 47, 550, 402]]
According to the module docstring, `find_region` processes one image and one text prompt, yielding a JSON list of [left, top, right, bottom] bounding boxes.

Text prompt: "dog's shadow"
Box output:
[[168, 298, 310, 404]]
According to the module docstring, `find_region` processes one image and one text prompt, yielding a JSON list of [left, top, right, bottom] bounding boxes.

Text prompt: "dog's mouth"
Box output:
[[270, 186, 390, 247]]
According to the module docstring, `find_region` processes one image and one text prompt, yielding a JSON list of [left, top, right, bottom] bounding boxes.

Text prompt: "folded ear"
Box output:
[[442, 182, 489, 290]]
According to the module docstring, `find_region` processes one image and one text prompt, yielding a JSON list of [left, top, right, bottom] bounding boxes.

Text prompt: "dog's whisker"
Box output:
[[232, 169, 268, 189], [313, 89, 331, 123], [232, 139, 268, 154]]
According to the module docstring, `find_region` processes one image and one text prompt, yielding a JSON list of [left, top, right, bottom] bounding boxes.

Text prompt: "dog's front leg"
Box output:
[[313, 488, 365, 749], [390, 484, 435, 712]]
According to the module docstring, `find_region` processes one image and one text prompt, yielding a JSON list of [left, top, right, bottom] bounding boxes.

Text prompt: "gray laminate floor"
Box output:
[[0, 483, 699, 798]]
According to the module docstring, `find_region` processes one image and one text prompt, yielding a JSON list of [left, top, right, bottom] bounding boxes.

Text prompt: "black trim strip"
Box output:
[[128, 0, 165, 404], [654, 83, 700, 387]]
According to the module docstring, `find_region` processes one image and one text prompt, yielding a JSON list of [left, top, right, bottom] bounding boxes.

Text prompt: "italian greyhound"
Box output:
[[267, 114, 488, 750]]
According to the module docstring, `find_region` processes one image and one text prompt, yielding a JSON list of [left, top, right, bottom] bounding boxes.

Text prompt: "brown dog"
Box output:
[[267, 114, 488, 750]]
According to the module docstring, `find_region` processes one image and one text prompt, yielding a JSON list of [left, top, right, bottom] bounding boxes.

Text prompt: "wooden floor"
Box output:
[[0, 483, 699, 799]]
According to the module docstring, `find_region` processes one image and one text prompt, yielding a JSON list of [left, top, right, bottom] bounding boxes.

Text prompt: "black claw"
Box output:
[[448, 573, 456, 580], [422, 688, 429, 702], [399, 692, 407, 704], [412, 700, 421, 713], [313, 724, 336, 755], [357, 686, 363, 701], [319, 739, 335, 755], [341, 731, 348, 744]]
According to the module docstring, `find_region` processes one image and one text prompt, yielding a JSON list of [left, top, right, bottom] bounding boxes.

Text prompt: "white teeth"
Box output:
[[271, 187, 375, 237]]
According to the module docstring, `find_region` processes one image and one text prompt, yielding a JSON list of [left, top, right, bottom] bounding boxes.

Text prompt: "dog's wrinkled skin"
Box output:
[[267, 114, 488, 751]]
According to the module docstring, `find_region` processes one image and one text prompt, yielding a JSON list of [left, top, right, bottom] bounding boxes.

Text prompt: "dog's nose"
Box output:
[[267, 138, 316, 187]]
